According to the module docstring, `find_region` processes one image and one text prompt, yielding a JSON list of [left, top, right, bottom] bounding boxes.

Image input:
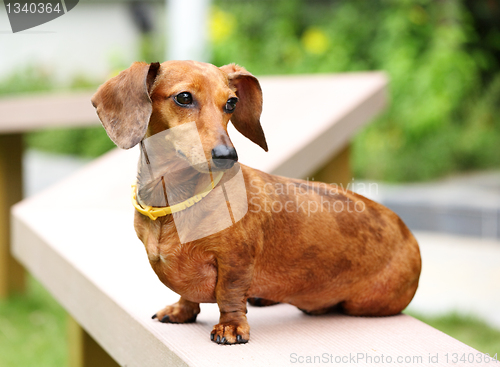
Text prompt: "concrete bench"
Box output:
[[12, 73, 489, 366], [12, 150, 495, 367]]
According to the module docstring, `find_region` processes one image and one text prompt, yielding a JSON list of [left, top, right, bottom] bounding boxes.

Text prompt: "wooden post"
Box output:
[[68, 316, 120, 367], [0, 133, 26, 298], [309, 143, 352, 188]]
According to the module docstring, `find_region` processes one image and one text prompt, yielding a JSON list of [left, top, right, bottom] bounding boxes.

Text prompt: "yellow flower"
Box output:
[[301, 27, 329, 55], [210, 7, 236, 44]]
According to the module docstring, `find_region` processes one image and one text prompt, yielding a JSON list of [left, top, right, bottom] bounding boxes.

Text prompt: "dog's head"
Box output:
[[91, 60, 268, 172]]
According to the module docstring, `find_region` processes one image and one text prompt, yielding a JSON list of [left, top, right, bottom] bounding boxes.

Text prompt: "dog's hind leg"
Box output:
[[152, 297, 200, 323]]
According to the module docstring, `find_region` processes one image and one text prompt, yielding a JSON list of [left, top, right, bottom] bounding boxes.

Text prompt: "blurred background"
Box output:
[[1, 0, 500, 365]]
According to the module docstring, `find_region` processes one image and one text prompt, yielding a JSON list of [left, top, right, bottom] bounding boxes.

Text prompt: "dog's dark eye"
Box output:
[[175, 92, 193, 105], [225, 98, 238, 113]]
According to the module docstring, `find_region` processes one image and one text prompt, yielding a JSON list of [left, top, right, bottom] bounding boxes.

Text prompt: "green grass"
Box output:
[[406, 311, 500, 357], [0, 277, 67, 367]]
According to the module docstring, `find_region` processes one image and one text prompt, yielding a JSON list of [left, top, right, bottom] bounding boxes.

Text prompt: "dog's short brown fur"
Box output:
[[92, 60, 421, 345]]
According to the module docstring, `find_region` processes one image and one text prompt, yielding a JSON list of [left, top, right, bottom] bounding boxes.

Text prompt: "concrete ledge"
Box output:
[[0, 92, 100, 133], [11, 151, 493, 367], [12, 73, 492, 366]]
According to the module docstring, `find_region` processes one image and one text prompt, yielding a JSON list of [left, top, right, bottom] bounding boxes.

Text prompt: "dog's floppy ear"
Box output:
[[220, 64, 268, 152], [91, 62, 161, 149]]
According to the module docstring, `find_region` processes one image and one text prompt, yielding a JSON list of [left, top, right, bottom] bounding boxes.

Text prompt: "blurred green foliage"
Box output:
[[211, 0, 500, 181], [0, 66, 100, 96], [24, 126, 117, 158], [2, 0, 500, 182], [0, 67, 54, 96]]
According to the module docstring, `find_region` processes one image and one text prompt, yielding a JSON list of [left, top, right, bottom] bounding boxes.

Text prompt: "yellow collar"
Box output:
[[131, 172, 224, 220]]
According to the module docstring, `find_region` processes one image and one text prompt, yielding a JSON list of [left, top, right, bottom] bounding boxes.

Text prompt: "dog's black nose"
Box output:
[[211, 145, 238, 169]]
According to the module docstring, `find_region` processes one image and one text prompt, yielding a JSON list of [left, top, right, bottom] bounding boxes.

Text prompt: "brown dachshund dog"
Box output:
[[91, 60, 421, 345]]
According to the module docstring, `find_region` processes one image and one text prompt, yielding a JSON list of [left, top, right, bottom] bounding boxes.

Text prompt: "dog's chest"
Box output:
[[155, 245, 217, 302], [141, 219, 218, 302]]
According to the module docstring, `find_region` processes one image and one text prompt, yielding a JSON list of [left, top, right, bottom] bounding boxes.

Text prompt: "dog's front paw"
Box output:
[[152, 299, 200, 324], [210, 321, 250, 345]]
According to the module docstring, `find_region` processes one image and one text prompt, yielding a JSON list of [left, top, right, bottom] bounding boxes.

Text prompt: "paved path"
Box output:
[[23, 150, 500, 329], [360, 172, 500, 239], [409, 231, 500, 329]]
